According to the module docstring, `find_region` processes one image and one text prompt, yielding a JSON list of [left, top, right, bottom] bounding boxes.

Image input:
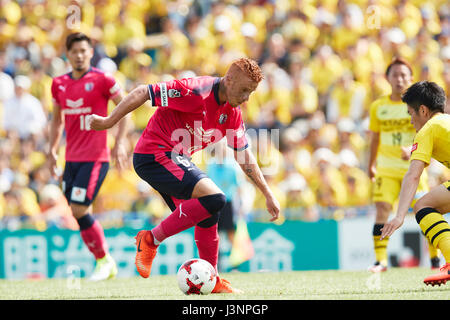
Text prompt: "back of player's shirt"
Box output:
[[134, 76, 248, 156], [410, 113, 450, 169], [368, 95, 416, 178], [51, 67, 121, 162]]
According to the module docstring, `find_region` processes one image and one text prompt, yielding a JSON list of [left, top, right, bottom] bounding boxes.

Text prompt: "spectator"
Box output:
[[2, 75, 47, 139], [0, 50, 14, 102], [0, 0, 449, 227]]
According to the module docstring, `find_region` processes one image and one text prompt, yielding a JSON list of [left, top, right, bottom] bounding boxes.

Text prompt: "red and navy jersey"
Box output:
[[134, 76, 248, 156], [51, 67, 121, 162]]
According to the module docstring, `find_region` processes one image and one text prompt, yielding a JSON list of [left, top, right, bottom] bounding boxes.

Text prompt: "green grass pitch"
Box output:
[[0, 268, 448, 300]]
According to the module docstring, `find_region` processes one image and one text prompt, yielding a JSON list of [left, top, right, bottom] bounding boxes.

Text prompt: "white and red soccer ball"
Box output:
[[177, 258, 217, 295]]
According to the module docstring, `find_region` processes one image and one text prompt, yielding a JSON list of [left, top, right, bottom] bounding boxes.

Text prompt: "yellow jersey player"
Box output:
[[367, 58, 437, 273], [381, 81, 450, 286]]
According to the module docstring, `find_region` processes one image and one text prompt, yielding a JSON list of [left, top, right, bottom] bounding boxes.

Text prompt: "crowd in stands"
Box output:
[[0, 0, 450, 230]]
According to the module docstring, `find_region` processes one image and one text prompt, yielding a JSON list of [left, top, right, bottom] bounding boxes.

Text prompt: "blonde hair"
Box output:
[[231, 58, 264, 83]]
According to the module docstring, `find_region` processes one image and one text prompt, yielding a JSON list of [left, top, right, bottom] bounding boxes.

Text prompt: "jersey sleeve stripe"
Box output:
[[160, 83, 168, 107], [228, 143, 249, 151], [212, 77, 221, 105], [109, 83, 121, 96], [148, 84, 155, 106]]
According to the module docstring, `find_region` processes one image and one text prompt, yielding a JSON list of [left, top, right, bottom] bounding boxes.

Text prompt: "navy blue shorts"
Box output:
[[62, 161, 109, 206], [133, 152, 208, 211]]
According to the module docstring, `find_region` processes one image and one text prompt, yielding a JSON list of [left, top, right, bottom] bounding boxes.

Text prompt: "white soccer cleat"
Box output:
[[89, 254, 118, 281], [368, 262, 387, 273]]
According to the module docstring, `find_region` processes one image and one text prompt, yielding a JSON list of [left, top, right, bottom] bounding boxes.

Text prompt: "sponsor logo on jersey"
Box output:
[[380, 119, 411, 127], [63, 107, 92, 115], [66, 98, 84, 108], [184, 123, 222, 147]]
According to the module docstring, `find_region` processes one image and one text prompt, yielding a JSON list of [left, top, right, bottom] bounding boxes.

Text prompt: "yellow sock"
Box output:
[[416, 208, 450, 262], [437, 238, 450, 263], [373, 224, 388, 266], [425, 235, 440, 259]]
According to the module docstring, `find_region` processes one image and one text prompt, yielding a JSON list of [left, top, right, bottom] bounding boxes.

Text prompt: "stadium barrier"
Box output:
[[0, 220, 338, 279], [0, 215, 447, 279]]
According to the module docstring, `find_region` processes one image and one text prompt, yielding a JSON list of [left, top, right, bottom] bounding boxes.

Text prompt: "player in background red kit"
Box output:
[[90, 58, 281, 293], [48, 33, 128, 281]]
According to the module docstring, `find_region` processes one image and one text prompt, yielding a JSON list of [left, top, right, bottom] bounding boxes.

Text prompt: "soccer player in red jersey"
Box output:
[[48, 33, 128, 281], [90, 58, 281, 293]]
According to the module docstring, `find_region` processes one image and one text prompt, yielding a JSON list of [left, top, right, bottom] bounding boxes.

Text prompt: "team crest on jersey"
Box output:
[[168, 89, 181, 98], [219, 113, 228, 124], [85, 82, 94, 92]]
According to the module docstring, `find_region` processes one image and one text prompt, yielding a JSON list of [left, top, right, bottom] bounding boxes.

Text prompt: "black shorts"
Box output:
[[62, 161, 109, 206], [218, 200, 236, 232], [133, 152, 208, 211]]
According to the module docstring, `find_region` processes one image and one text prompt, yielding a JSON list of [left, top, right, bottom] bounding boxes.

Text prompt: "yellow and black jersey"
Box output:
[[369, 95, 416, 178], [411, 113, 450, 169]]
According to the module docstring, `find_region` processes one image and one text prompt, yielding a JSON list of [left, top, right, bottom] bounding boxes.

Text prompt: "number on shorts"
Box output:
[[176, 155, 191, 167]]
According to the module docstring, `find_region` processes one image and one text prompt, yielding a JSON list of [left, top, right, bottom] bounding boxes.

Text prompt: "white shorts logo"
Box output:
[[71, 187, 87, 202]]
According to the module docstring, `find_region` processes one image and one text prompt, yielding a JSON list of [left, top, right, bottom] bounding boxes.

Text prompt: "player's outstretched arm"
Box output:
[[110, 91, 130, 170], [234, 147, 280, 222], [381, 159, 425, 239], [89, 84, 149, 131]]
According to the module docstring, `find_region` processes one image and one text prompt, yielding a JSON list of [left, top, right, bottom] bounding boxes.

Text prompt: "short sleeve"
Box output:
[[226, 109, 248, 151], [51, 79, 60, 106], [103, 73, 121, 99], [368, 101, 379, 132], [147, 78, 205, 113], [410, 125, 433, 165]]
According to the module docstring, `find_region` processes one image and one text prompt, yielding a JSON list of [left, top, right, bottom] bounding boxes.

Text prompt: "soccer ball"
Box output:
[[177, 258, 217, 295]]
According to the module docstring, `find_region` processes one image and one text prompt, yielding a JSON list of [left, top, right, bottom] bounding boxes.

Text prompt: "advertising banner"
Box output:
[[0, 220, 339, 279]]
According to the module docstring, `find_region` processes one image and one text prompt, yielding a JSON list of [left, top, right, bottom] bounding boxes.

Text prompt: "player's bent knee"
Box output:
[[413, 196, 430, 214], [196, 193, 226, 228], [198, 193, 227, 215], [413, 200, 423, 215]]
